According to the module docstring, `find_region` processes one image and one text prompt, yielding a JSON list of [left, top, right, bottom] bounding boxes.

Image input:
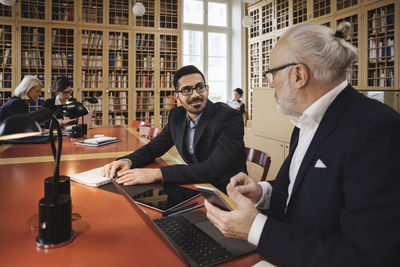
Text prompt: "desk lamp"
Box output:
[[0, 103, 88, 248]]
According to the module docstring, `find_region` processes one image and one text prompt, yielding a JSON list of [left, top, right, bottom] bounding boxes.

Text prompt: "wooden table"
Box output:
[[0, 126, 264, 266]]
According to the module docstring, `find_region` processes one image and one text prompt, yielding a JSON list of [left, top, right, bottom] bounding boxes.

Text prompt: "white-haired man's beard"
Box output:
[[275, 79, 304, 117]]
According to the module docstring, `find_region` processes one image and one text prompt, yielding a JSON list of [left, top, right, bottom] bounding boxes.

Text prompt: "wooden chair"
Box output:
[[131, 120, 150, 131], [245, 147, 271, 181], [138, 126, 162, 140], [148, 127, 162, 140]]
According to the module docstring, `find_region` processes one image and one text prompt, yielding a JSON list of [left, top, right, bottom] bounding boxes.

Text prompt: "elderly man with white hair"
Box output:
[[205, 22, 400, 267], [0, 75, 43, 121]]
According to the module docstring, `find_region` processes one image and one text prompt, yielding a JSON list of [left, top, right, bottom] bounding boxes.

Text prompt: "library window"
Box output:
[[183, 0, 230, 103]]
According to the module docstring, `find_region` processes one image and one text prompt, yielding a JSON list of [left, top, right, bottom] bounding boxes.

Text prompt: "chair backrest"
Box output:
[[138, 126, 151, 137], [245, 147, 271, 181], [138, 126, 162, 140], [132, 120, 151, 131], [148, 127, 162, 139]]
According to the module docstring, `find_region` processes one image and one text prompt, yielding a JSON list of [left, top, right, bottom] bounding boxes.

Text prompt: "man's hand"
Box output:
[[102, 160, 131, 178], [229, 172, 263, 204], [115, 168, 163, 185], [204, 182, 259, 240]]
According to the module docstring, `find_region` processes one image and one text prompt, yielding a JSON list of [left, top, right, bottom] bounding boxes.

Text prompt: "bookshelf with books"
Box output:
[[0, 0, 181, 128], [109, 0, 129, 26], [82, 0, 103, 24], [21, 0, 46, 20], [159, 90, 176, 128], [108, 90, 129, 126], [0, 24, 12, 91], [135, 90, 154, 126], [51, 27, 74, 91], [108, 31, 129, 89], [52, 0, 75, 22], [20, 26, 45, 87]]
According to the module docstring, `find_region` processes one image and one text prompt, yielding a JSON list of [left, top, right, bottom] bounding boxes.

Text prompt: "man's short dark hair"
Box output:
[[173, 65, 205, 91], [234, 88, 243, 96]]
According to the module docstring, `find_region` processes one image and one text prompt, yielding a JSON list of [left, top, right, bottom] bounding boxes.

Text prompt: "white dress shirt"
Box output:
[[247, 80, 348, 246]]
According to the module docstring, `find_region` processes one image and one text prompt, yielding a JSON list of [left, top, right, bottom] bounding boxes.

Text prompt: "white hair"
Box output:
[[14, 75, 43, 100], [280, 22, 358, 85]]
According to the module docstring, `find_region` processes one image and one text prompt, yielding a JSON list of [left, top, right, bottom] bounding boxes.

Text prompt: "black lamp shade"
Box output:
[[63, 102, 89, 119], [0, 114, 41, 141]]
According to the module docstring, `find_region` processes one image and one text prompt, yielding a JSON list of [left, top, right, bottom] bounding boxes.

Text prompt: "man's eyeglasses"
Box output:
[[264, 63, 298, 85], [62, 90, 73, 95], [177, 83, 207, 96]]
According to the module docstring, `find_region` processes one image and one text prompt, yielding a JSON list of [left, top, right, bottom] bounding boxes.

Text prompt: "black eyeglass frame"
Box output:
[[177, 83, 208, 96], [264, 63, 298, 85]]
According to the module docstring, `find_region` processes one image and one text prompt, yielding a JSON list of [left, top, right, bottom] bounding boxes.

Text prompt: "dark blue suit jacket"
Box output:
[[121, 100, 247, 192], [258, 85, 400, 266], [0, 96, 28, 122]]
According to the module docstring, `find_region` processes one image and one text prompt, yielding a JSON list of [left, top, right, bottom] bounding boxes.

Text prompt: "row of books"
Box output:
[[52, 53, 73, 67], [0, 73, 11, 88], [108, 72, 128, 88], [136, 91, 154, 110], [1, 48, 10, 66], [136, 73, 154, 88], [369, 6, 395, 33], [160, 111, 170, 127], [160, 56, 178, 70], [109, 53, 128, 68], [109, 115, 127, 126], [85, 99, 103, 112], [52, 6, 74, 21], [160, 72, 172, 88], [109, 16, 129, 25], [160, 94, 177, 109], [82, 55, 102, 68], [109, 91, 128, 111], [368, 38, 394, 61], [22, 50, 43, 67], [22, 28, 44, 45], [368, 68, 394, 87], [109, 33, 128, 50], [82, 8, 103, 24], [21, 4, 45, 20], [82, 71, 103, 88], [136, 55, 155, 69], [52, 29, 74, 46], [136, 34, 155, 49], [82, 31, 103, 49]]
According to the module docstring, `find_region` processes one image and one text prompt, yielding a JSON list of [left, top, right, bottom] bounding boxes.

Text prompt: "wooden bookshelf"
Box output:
[[0, 0, 181, 128]]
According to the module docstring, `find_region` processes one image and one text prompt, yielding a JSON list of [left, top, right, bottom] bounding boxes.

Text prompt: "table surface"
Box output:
[[0, 126, 264, 267]]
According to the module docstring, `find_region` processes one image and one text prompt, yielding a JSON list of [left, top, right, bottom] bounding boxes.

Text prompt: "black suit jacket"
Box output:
[[0, 96, 28, 122], [258, 85, 400, 266], [121, 100, 247, 192]]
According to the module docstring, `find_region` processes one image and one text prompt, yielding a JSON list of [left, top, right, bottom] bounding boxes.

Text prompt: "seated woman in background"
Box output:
[[0, 75, 43, 122], [43, 76, 77, 127], [227, 88, 246, 120]]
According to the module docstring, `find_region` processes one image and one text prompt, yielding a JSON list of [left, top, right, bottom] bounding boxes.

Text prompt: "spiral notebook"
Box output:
[[69, 167, 113, 187]]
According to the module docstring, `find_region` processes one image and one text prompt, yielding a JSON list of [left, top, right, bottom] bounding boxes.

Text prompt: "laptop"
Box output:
[[112, 180, 256, 267]]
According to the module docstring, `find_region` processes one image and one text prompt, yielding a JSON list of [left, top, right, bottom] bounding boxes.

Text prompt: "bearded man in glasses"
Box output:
[[102, 65, 247, 192]]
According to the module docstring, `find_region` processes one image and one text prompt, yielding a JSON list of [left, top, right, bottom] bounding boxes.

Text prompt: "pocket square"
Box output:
[[315, 159, 327, 168]]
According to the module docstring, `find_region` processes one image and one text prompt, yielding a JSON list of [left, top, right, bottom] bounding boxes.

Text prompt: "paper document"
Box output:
[[74, 136, 120, 147], [69, 167, 112, 187]]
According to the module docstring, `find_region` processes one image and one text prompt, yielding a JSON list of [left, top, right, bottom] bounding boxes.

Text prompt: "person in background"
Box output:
[[43, 76, 77, 127], [204, 22, 400, 266], [102, 65, 247, 193], [227, 88, 246, 119], [0, 75, 43, 122]]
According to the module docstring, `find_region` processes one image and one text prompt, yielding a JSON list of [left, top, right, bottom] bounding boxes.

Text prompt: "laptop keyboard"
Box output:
[[154, 215, 232, 266]]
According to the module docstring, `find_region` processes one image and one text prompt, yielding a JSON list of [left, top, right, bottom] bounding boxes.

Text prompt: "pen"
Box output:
[[163, 201, 198, 217], [166, 204, 205, 217]]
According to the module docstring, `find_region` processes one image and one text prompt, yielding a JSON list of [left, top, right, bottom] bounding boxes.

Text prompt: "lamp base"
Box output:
[[36, 194, 74, 249]]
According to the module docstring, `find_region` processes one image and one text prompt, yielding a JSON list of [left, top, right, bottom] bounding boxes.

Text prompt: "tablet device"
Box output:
[[195, 185, 232, 211], [131, 185, 200, 212]]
